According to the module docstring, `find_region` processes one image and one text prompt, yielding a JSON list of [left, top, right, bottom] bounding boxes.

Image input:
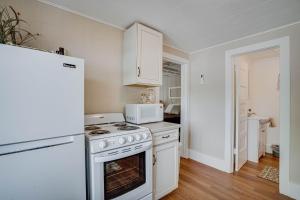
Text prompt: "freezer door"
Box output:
[[0, 45, 84, 145], [0, 135, 86, 200]]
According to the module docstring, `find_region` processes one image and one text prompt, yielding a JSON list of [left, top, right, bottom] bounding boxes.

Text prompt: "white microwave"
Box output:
[[125, 104, 163, 124]]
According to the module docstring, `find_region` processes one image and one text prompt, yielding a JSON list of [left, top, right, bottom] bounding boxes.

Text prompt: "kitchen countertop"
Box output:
[[141, 122, 180, 133], [248, 115, 270, 124]]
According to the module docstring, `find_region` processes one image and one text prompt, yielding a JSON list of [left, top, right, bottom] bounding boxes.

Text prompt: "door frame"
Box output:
[[224, 37, 290, 195], [163, 52, 190, 158]]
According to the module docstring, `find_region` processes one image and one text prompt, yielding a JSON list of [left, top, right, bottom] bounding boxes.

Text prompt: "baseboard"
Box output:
[[189, 149, 227, 172], [289, 182, 300, 199]]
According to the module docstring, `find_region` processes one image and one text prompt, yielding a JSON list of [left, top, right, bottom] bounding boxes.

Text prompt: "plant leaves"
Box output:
[[0, 5, 38, 45], [9, 6, 19, 25]]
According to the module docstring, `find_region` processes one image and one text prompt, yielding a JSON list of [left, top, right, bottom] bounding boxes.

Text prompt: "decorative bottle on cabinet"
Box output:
[[123, 23, 163, 86]]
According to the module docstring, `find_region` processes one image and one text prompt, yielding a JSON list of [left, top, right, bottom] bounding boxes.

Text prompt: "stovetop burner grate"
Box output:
[[85, 125, 101, 131], [89, 130, 110, 135]]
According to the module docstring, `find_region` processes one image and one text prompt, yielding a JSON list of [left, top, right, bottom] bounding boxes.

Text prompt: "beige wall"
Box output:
[[190, 22, 300, 184], [248, 56, 280, 126], [3, 0, 187, 114]]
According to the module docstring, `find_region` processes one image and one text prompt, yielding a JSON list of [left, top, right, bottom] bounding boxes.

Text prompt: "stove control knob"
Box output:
[[143, 133, 149, 139], [127, 135, 134, 143], [98, 140, 107, 149], [118, 137, 126, 145], [135, 134, 142, 141]]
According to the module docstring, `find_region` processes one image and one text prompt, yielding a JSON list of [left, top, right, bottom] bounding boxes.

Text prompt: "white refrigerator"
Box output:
[[0, 44, 86, 200]]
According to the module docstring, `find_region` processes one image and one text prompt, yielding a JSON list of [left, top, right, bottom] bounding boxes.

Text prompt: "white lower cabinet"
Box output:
[[248, 117, 269, 163], [153, 130, 179, 200]]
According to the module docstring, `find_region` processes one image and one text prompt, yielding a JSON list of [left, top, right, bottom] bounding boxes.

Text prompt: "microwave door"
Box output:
[[139, 106, 159, 124]]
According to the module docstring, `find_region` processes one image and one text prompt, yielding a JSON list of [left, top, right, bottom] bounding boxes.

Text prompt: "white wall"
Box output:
[[190, 51, 226, 159], [248, 56, 280, 153], [189, 22, 300, 187]]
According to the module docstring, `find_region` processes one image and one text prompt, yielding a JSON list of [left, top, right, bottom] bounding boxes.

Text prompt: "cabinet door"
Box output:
[[137, 24, 162, 85], [153, 141, 178, 200], [261, 128, 267, 156], [258, 133, 263, 158]]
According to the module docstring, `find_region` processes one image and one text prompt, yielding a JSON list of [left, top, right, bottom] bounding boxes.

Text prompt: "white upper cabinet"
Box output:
[[123, 23, 163, 86]]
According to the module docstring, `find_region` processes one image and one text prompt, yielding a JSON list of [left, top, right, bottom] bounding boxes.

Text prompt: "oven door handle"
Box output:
[[94, 141, 152, 163]]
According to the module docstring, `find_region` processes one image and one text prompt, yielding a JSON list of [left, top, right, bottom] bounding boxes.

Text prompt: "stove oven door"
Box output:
[[89, 141, 152, 200]]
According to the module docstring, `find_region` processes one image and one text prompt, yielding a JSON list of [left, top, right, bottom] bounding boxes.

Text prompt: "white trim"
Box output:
[[163, 52, 190, 159], [225, 37, 290, 196], [289, 183, 300, 199], [191, 21, 300, 55], [163, 52, 189, 64], [37, 0, 125, 30], [163, 44, 189, 55], [189, 149, 227, 172]]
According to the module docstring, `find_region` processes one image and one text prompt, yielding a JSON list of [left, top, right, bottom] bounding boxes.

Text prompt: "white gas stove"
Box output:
[[85, 113, 153, 200]]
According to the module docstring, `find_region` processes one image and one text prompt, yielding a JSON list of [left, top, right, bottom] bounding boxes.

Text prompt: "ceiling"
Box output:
[[40, 0, 300, 53]]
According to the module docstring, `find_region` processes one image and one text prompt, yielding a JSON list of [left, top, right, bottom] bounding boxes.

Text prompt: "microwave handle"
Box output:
[[94, 141, 152, 163]]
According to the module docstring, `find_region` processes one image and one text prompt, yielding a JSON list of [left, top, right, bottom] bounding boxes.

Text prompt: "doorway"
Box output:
[[160, 60, 182, 147], [161, 52, 189, 158], [233, 48, 280, 177], [224, 37, 290, 195], [160, 61, 181, 124]]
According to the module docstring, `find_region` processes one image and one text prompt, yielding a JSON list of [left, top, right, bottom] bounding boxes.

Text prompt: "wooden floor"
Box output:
[[161, 155, 292, 200]]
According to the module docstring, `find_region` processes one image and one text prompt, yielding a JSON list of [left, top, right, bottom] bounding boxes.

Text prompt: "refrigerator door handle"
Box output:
[[0, 136, 75, 156]]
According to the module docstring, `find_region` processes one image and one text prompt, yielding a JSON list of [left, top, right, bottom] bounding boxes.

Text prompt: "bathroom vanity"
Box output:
[[248, 116, 270, 163]]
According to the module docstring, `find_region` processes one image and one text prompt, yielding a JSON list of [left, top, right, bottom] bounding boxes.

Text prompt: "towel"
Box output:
[[269, 118, 276, 127]]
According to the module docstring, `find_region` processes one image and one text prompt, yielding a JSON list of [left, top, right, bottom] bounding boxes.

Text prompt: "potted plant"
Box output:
[[0, 5, 39, 46]]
